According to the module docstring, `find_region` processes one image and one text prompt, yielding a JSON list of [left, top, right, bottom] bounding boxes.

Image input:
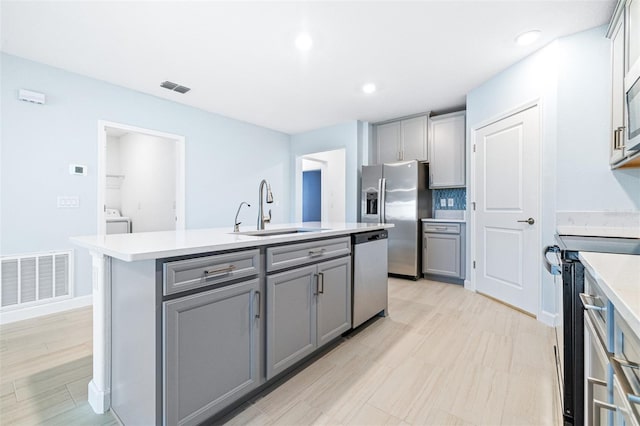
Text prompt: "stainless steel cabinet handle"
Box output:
[[318, 272, 324, 294], [203, 264, 236, 277], [516, 218, 535, 225], [579, 293, 607, 311], [255, 291, 261, 319], [308, 248, 326, 257]]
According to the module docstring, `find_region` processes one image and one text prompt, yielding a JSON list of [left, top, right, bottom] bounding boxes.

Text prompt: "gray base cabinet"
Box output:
[[422, 222, 465, 280], [163, 279, 261, 426], [266, 256, 351, 380]]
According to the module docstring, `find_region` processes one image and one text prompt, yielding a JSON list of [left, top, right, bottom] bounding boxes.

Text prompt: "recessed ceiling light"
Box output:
[[515, 30, 541, 46], [295, 33, 313, 51], [362, 83, 376, 94]]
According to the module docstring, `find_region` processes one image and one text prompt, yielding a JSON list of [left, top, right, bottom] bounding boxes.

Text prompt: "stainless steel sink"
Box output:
[[232, 227, 326, 237]]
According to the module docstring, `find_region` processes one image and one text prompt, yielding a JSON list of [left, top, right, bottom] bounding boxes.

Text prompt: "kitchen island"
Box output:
[[71, 222, 392, 426]]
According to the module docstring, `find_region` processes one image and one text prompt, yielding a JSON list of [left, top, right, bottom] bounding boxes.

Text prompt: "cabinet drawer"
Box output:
[[423, 223, 460, 234], [266, 237, 351, 272], [163, 249, 260, 296]]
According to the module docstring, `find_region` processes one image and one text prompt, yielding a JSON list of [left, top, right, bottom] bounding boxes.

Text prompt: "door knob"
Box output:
[[517, 218, 535, 225]]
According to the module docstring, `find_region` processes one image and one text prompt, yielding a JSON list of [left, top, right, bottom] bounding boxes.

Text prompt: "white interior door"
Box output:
[[473, 105, 540, 315]]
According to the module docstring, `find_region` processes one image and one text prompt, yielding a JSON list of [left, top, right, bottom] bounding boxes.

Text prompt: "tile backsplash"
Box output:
[[433, 188, 466, 210]]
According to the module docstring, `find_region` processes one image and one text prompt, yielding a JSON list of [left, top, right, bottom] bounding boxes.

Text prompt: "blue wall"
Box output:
[[1, 53, 292, 297], [302, 170, 322, 221]]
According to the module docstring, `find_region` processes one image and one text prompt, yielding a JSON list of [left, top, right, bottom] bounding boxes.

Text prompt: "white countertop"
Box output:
[[71, 222, 393, 262], [579, 252, 640, 334], [422, 218, 467, 223]]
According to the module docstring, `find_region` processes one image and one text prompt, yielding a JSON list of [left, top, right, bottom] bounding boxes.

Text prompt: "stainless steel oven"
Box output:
[[544, 234, 640, 425]]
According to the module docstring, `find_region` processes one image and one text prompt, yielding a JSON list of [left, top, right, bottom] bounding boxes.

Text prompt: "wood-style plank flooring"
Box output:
[[0, 278, 561, 425]]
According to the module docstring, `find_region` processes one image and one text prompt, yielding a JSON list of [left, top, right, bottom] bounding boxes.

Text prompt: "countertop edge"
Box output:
[[71, 223, 394, 262], [579, 252, 640, 335]]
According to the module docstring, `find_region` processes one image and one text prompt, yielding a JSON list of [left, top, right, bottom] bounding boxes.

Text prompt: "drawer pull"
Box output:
[[308, 248, 326, 257], [433, 227, 448, 231], [255, 291, 261, 319], [579, 293, 606, 311], [203, 264, 236, 277]]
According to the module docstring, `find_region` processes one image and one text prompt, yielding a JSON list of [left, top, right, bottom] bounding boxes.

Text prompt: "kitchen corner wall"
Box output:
[[290, 121, 367, 223], [1, 53, 292, 298], [467, 25, 640, 325]]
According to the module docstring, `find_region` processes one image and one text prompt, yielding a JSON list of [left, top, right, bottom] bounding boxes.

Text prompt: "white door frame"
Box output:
[[469, 99, 543, 320], [97, 120, 186, 234]]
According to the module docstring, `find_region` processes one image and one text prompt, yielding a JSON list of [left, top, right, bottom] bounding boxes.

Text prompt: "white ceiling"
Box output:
[[1, 1, 615, 134]]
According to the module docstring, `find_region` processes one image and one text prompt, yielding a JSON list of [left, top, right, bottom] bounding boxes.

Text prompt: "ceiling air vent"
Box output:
[[160, 81, 191, 94]]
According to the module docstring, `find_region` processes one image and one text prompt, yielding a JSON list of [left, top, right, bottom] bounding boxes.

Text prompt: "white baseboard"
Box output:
[[538, 309, 557, 327], [88, 380, 111, 414], [0, 295, 93, 324], [464, 279, 475, 292]]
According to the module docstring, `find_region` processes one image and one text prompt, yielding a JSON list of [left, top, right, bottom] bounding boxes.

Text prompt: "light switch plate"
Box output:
[[57, 196, 80, 208], [447, 198, 454, 207], [440, 199, 446, 207]]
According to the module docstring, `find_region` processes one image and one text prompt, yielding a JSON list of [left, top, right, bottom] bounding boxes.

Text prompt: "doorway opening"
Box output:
[[302, 169, 322, 221], [295, 149, 346, 223], [97, 121, 185, 234]]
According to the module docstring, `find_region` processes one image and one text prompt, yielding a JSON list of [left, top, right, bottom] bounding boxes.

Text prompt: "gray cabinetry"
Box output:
[[316, 257, 351, 347], [163, 278, 261, 426], [266, 265, 316, 379], [266, 241, 351, 380], [428, 111, 466, 188], [375, 115, 428, 164], [422, 222, 465, 280]]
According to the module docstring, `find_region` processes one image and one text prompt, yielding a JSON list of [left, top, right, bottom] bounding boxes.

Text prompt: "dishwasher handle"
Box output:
[[543, 245, 562, 276]]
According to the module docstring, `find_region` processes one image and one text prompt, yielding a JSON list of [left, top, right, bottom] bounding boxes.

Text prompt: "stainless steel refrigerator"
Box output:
[[360, 160, 431, 279]]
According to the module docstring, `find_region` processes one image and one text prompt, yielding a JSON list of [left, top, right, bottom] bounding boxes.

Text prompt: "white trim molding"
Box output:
[[0, 294, 92, 324], [88, 251, 112, 414]]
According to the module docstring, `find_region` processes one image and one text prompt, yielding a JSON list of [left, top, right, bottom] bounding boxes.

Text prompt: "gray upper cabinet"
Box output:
[[608, 0, 640, 168], [428, 111, 466, 188], [376, 121, 402, 164], [163, 278, 261, 426], [375, 115, 428, 164], [266, 256, 351, 380], [610, 14, 627, 165]]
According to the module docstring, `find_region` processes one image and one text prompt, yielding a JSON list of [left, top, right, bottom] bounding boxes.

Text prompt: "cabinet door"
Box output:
[[316, 256, 352, 348], [376, 121, 401, 164], [266, 265, 317, 379], [611, 16, 627, 164], [628, 0, 640, 74], [429, 112, 466, 188], [163, 279, 261, 426], [423, 233, 461, 277], [401, 115, 428, 161]]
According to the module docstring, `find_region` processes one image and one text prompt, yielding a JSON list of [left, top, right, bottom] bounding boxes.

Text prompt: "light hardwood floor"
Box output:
[[0, 278, 562, 425]]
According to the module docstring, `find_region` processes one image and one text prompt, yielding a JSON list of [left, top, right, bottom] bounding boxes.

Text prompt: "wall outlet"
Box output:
[[447, 198, 454, 207], [440, 198, 446, 207], [57, 196, 80, 208]]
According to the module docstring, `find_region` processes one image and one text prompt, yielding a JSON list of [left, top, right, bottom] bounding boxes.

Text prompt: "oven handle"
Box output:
[[543, 245, 562, 275], [579, 293, 607, 312]]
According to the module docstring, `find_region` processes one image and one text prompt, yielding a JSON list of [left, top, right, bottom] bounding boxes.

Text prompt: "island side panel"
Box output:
[[111, 258, 161, 425]]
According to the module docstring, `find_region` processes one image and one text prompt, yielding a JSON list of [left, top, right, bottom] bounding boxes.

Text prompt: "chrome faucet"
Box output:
[[233, 201, 250, 232], [257, 179, 274, 230]]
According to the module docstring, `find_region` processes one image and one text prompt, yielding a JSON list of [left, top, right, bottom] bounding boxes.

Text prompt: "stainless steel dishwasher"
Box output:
[[351, 229, 388, 328]]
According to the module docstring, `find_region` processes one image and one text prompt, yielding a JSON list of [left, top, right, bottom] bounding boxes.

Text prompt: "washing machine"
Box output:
[[106, 208, 131, 234]]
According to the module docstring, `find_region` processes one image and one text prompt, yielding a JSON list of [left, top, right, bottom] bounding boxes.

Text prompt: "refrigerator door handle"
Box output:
[[379, 178, 386, 223]]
